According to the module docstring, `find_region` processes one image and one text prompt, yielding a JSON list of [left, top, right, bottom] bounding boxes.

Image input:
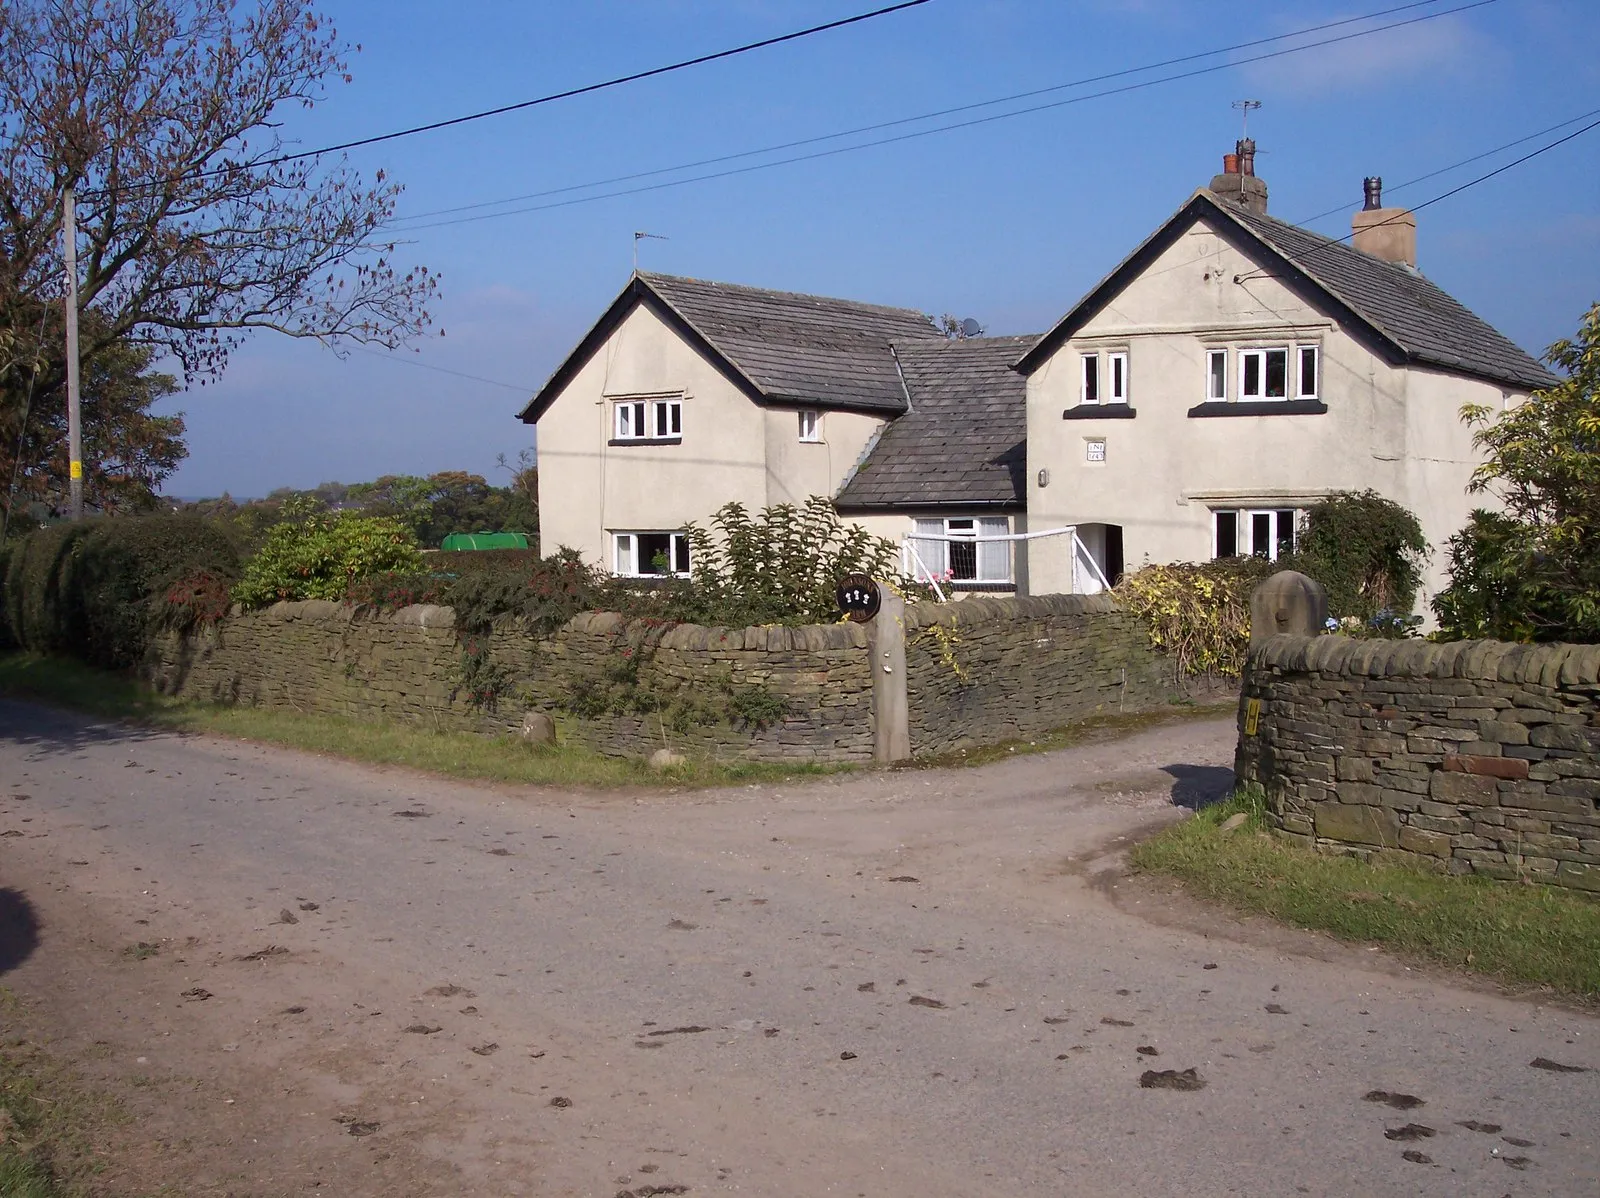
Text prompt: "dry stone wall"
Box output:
[[146, 601, 875, 762], [145, 594, 1183, 764], [1236, 636, 1600, 892], [904, 594, 1178, 756]]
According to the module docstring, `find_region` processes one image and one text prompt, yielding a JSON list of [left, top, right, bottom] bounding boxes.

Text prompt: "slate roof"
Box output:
[[640, 273, 943, 413], [518, 272, 943, 422], [834, 335, 1038, 511], [1016, 190, 1557, 393]]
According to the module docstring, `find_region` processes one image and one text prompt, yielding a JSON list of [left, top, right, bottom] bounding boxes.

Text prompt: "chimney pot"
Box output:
[[1363, 176, 1383, 211], [1236, 137, 1257, 177], [1209, 139, 1267, 214]]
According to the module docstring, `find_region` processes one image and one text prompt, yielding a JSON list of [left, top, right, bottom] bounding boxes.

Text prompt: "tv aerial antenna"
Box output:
[[633, 231, 668, 272], [1232, 98, 1262, 139]]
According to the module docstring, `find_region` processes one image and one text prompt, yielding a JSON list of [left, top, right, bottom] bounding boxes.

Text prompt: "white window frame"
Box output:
[[1107, 351, 1129, 404], [798, 409, 821, 442], [1079, 352, 1100, 406], [1238, 347, 1290, 401], [611, 531, 691, 578], [1297, 344, 1320, 400], [612, 396, 682, 441], [909, 516, 1012, 584], [1206, 348, 1228, 401], [1212, 508, 1302, 561]]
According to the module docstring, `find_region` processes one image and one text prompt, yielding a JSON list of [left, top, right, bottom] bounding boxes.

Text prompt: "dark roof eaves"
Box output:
[[517, 275, 769, 423], [833, 497, 1024, 513]]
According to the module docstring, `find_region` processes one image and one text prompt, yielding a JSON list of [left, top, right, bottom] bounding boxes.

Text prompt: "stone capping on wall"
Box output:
[[567, 610, 869, 651], [246, 601, 872, 648], [1251, 633, 1600, 687], [903, 591, 1120, 631]]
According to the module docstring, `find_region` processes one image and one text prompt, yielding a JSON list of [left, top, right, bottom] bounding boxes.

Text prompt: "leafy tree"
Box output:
[[1433, 301, 1600, 642], [2, 313, 185, 534], [1, 0, 436, 508]]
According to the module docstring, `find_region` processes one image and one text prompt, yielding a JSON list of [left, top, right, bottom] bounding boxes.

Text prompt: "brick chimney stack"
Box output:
[[1351, 176, 1417, 268], [1208, 137, 1268, 215]]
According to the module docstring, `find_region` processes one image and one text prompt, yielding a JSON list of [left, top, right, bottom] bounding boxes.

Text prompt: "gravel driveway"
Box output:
[[0, 698, 1594, 1196]]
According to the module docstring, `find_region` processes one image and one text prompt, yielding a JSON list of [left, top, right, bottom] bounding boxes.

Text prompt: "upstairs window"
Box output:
[[1207, 349, 1228, 401], [1078, 350, 1129, 405], [1239, 348, 1289, 400], [613, 397, 682, 441], [798, 409, 821, 442], [613, 531, 690, 577], [1298, 345, 1320, 399], [1107, 352, 1128, 403]]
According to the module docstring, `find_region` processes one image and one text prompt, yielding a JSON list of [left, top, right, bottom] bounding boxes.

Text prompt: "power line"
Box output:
[[353, 113, 1600, 398], [79, 0, 932, 201], [1293, 106, 1600, 229], [389, 0, 1456, 227], [1237, 115, 1600, 282], [344, 344, 536, 393], [394, 0, 1503, 232]]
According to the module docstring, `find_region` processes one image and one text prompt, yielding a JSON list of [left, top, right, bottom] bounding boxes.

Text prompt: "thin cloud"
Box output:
[[1243, 10, 1486, 95]]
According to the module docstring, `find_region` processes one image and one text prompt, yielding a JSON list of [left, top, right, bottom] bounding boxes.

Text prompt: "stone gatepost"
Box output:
[[869, 586, 910, 764]]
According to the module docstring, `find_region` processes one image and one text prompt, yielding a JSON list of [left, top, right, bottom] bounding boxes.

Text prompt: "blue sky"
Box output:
[[157, 0, 1600, 498]]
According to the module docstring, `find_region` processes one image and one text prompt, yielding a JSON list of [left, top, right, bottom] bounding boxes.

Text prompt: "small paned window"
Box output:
[[613, 397, 681, 441], [1207, 349, 1228, 401], [1080, 353, 1100, 405], [612, 532, 690, 577], [1240, 348, 1290, 400], [1107, 352, 1128, 403], [1212, 508, 1301, 560], [798, 410, 820, 442], [1298, 345, 1320, 399]]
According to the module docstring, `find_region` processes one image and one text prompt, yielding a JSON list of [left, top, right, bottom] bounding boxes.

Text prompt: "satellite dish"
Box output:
[[959, 317, 983, 338]]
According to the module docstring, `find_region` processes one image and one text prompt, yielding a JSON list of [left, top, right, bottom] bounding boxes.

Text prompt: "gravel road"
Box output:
[[0, 698, 1595, 1196]]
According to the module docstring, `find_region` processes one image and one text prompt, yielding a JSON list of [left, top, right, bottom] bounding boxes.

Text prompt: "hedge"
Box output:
[[1, 515, 240, 668], [1, 521, 98, 656]]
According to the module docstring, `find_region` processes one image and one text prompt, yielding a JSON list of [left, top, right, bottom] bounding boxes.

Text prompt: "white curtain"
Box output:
[[910, 518, 947, 579], [978, 517, 1010, 582]]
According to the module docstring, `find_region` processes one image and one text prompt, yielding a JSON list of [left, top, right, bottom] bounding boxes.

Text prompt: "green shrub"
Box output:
[[1, 522, 98, 655], [1114, 557, 1272, 678], [426, 547, 544, 574], [679, 497, 907, 626], [1432, 509, 1574, 642], [1292, 490, 1427, 621], [67, 515, 240, 668], [233, 511, 422, 607]]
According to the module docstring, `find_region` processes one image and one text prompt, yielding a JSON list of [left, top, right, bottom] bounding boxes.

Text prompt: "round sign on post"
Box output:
[[836, 573, 881, 623]]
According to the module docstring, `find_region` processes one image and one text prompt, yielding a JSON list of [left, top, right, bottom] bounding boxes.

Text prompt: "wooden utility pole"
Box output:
[[63, 185, 84, 520]]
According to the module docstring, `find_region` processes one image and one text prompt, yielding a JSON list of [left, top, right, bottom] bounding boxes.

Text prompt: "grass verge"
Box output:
[[0, 653, 847, 790], [0, 999, 122, 1198], [1131, 787, 1600, 998]]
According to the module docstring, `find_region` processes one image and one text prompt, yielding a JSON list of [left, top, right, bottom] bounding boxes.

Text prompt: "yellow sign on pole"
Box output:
[[1244, 697, 1262, 736], [70, 460, 83, 480]]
